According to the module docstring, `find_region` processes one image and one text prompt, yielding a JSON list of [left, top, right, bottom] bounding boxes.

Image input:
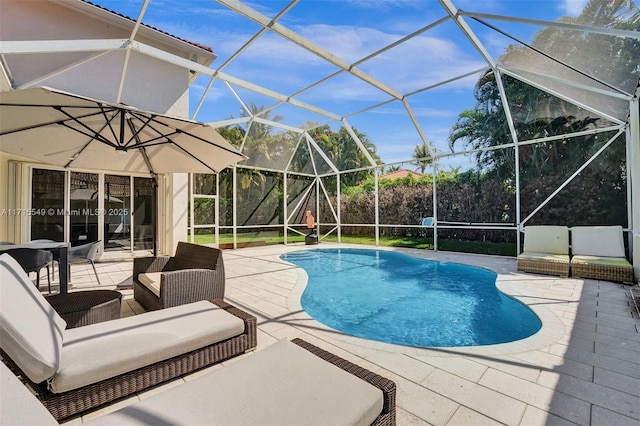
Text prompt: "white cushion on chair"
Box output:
[[0, 254, 67, 383], [51, 300, 244, 393], [138, 272, 162, 297], [87, 340, 384, 426], [522, 225, 569, 255], [571, 225, 626, 258]]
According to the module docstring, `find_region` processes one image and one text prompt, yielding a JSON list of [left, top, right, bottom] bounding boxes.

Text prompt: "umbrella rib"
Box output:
[[171, 142, 218, 173], [0, 105, 115, 136], [137, 113, 244, 157], [177, 127, 245, 156], [126, 116, 157, 175], [55, 106, 120, 146], [98, 104, 122, 146], [125, 111, 176, 148], [123, 110, 243, 158]]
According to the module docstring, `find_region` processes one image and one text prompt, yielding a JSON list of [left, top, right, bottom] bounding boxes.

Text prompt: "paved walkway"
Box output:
[[59, 243, 639, 425]]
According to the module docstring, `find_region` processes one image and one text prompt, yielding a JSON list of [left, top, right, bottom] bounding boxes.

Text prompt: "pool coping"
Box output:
[[284, 244, 566, 358]]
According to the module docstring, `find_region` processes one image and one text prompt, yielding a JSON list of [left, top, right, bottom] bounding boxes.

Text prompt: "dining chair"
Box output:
[[68, 240, 102, 285], [5, 248, 53, 293], [29, 239, 61, 281]]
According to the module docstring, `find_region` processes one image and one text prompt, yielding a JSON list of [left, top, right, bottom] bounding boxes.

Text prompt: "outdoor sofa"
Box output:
[[2, 338, 396, 425], [133, 241, 225, 311], [517, 225, 570, 277], [570, 225, 634, 283], [0, 253, 256, 421]]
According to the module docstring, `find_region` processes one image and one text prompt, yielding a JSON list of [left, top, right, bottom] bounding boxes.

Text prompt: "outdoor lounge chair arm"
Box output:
[[133, 256, 171, 277], [159, 267, 225, 308]]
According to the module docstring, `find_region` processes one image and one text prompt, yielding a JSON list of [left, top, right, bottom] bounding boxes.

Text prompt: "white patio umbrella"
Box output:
[[0, 87, 246, 174]]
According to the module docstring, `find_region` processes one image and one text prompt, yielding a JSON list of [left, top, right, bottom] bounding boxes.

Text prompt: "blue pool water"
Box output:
[[281, 248, 541, 347]]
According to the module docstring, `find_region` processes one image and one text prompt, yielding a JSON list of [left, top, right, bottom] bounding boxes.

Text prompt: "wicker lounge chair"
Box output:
[[133, 241, 225, 311], [2, 339, 396, 426], [517, 225, 570, 277], [570, 225, 634, 284], [0, 254, 256, 421]]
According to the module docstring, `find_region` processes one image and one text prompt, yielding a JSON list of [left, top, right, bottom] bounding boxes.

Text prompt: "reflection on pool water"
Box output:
[[281, 248, 542, 348]]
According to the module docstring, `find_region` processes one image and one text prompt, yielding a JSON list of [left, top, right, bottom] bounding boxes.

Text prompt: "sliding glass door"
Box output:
[[29, 168, 155, 255], [69, 172, 99, 246], [104, 175, 131, 252], [132, 177, 155, 251], [30, 169, 65, 242]]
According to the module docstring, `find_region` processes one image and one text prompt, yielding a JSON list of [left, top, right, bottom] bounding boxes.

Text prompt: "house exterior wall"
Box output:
[[0, 0, 215, 255]]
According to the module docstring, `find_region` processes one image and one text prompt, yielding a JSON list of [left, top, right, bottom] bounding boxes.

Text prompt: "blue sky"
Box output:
[[93, 0, 592, 171]]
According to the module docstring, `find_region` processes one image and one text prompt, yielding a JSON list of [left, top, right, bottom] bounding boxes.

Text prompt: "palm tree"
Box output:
[[412, 141, 435, 174], [307, 125, 381, 187]]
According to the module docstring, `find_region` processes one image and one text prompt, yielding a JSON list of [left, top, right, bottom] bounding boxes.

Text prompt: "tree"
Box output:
[[307, 125, 381, 187], [450, 0, 638, 174], [448, 0, 637, 225], [412, 141, 435, 174]]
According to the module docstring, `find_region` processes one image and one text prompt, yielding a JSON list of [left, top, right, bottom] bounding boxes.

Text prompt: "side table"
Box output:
[[45, 290, 122, 328]]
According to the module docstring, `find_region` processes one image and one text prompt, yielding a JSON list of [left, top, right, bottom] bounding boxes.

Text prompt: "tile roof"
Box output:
[[380, 169, 423, 179]]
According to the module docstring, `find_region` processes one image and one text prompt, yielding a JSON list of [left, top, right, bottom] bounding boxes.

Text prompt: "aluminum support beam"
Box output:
[[0, 39, 129, 54], [402, 99, 435, 157], [459, 11, 640, 40], [629, 86, 640, 279], [304, 133, 340, 174], [283, 171, 288, 244], [438, 0, 496, 67], [493, 70, 522, 250], [216, 0, 403, 100], [521, 127, 626, 225], [341, 119, 378, 167], [374, 171, 380, 246]]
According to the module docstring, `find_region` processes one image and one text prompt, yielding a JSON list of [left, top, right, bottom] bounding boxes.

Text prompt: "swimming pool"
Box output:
[[281, 248, 542, 347]]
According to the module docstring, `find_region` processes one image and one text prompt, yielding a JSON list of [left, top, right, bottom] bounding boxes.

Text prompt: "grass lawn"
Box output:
[[193, 232, 516, 256]]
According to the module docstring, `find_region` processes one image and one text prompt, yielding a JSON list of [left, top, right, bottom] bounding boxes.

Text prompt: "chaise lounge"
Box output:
[[517, 225, 570, 277], [133, 241, 225, 311], [570, 225, 634, 284], [2, 338, 396, 425], [0, 253, 256, 421]]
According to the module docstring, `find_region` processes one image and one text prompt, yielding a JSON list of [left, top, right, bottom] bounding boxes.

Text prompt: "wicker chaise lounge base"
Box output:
[[2, 298, 256, 421], [571, 259, 634, 283], [517, 256, 570, 277]]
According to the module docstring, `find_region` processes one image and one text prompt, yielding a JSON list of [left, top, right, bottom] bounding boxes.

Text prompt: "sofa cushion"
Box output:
[[86, 340, 383, 426], [570, 255, 632, 267], [571, 225, 626, 258], [51, 300, 244, 393], [518, 252, 570, 262], [137, 272, 162, 297], [0, 361, 57, 425], [523, 225, 569, 255], [0, 254, 66, 383]]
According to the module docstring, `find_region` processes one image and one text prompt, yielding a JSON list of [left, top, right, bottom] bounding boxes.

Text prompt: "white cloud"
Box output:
[[559, 0, 589, 16]]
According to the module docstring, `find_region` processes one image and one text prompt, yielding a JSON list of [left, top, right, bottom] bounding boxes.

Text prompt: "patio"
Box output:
[[48, 243, 640, 426]]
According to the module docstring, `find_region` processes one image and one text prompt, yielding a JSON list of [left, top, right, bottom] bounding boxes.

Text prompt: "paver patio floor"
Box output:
[[55, 243, 639, 425]]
